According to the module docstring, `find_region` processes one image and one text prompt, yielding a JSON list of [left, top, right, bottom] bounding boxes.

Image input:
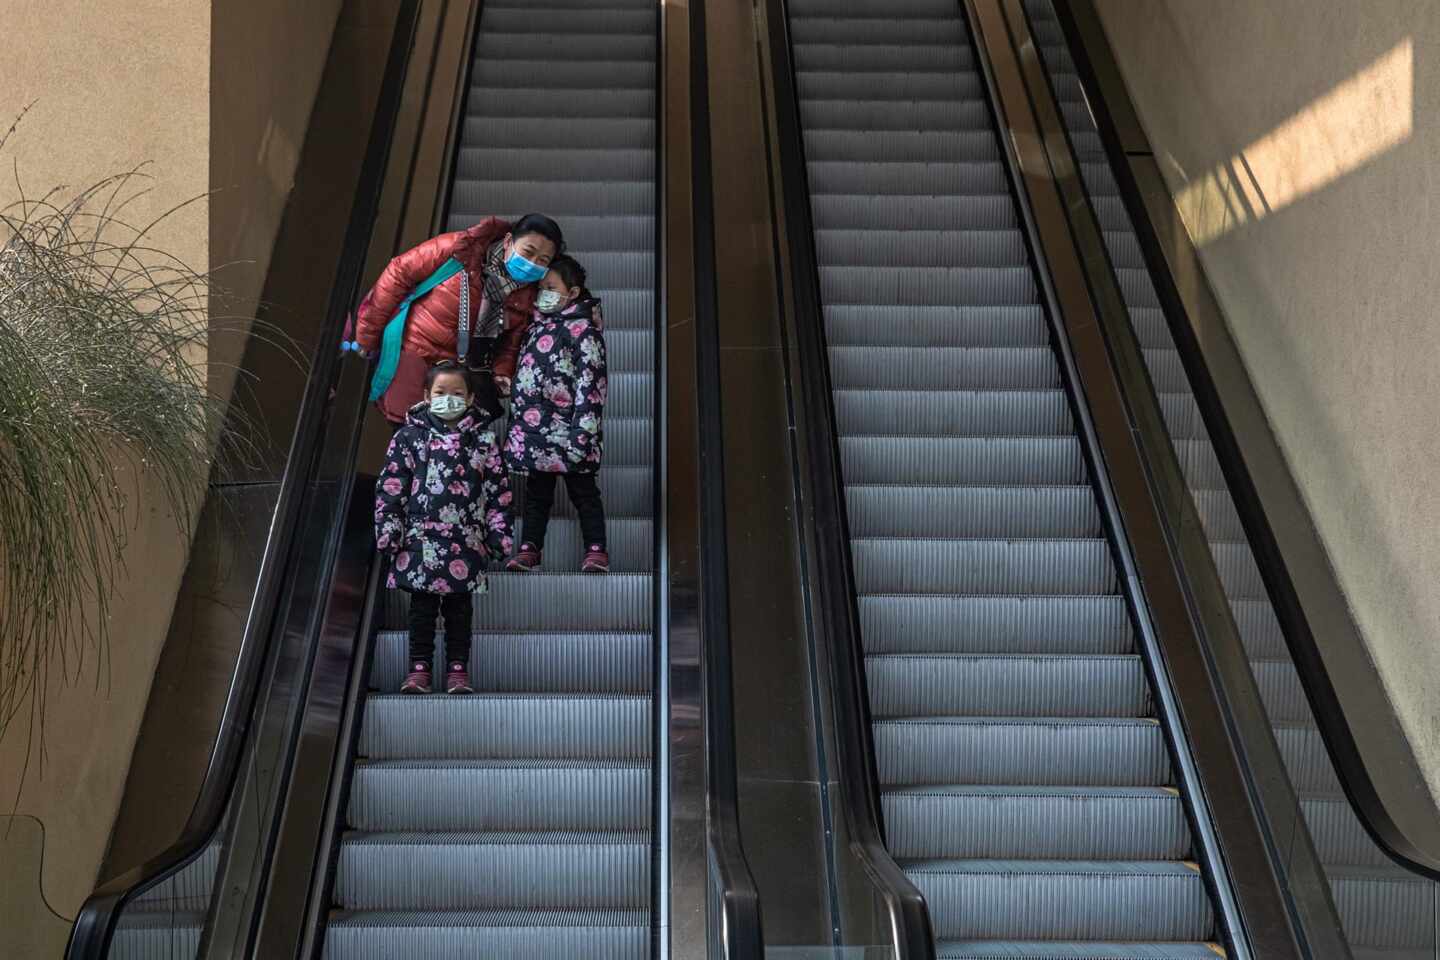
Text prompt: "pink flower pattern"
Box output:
[[504, 297, 607, 475]]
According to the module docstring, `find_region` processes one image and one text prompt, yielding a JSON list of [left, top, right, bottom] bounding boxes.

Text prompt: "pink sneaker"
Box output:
[[445, 661, 474, 695], [400, 662, 432, 695], [581, 546, 610, 574], [506, 543, 541, 572]]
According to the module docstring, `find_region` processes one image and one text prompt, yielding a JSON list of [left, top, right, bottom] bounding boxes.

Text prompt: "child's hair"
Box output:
[[425, 359, 472, 392], [547, 254, 587, 293]]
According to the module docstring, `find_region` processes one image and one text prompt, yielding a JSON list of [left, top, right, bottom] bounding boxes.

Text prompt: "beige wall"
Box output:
[[1094, 1, 1440, 796], [0, 0, 340, 954]]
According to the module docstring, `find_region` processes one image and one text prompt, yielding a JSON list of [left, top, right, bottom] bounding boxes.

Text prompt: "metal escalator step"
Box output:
[[462, 117, 654, 152], [323, 910, 647, 960], [1300, 795, 1393, 869], [110, 912, 203, 960], [1172, 437, 1224, 490], [821, 265, 1036, 305], [825, 305, 1047, 347], [585, 375, 652, 420], [867, 654, 1146, 718], [335, 832, 648, 910], [858, 595, 1132, 655], [830, 346, 1056, 390], [873, 717, 1169, 787], [791, 16, 967, 45], [840, 436, 1084, 485], [1273, 723, 1342, 794], [884, 785, 1188, 860], [450, 178, 653, 216], [127, 841, 220, 912], [1328, 865, 1436, 949], [1141, 348, 1189, 393], [817, 229, 1027, 267], [1189, 489, 1244, 541], [793, 42, 974, 72], [1230, 598, 1285, 659], [935, 939, 1226, 959], [1103, 230, 1146, 270], [495, 517, 651, 574], [482, 7, 653, 34], [808, 159, 1006, 194], [803, 99, 992, 132], [455, 147, 653, 183], [845, 485, 1099, 539], [1115, 267, 1161, 309], [799, 71, 979, 103], [909, 859, 1213, 941], [372, 631, 651, 695], [469, 83, 655, 116], [1088, 195, 1132, 233], [811, 193, 1018, 231], [380, 574, 652, 632], [582, 415, 651, 466], [790, 0, 963, 15], [835, 389, 1071, 437], [850, 539, 1117, 596], [348, 760, 650, 832], [1207, 540, 1265, 599], [488, 0, 655, 7], [1158, 392, 1205, 440], [476, 33, 653, 62], [359, 695, 649, 761], [603, 327, 656, 368], [1249, 659, 1311, 724]]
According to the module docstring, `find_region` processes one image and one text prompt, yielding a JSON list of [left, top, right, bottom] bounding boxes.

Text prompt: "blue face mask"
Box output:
[[504, 246, 548, 284]]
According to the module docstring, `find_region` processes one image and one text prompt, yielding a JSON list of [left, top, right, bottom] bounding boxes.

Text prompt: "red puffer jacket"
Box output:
[[355, 217, 537, 423]]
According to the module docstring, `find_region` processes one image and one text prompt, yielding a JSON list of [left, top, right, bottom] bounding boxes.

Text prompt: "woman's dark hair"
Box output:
[[510, 213, 565, 254], [547, 254, 587, 292], [425, 359, 472, 392]]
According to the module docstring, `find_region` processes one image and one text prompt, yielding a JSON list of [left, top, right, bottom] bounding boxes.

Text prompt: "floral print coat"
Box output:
[[504, 295, 607, 474], [375, 402, 513, 594]]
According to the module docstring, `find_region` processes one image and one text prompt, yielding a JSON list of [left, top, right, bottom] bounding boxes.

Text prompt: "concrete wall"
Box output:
[[0, 0, 340, 954], [1093, 1, 1440, 795]]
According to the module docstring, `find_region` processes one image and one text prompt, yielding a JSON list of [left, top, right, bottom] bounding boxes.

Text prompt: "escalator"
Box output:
[[778, 0, 1222, 954], [321, 0, 658, 953]]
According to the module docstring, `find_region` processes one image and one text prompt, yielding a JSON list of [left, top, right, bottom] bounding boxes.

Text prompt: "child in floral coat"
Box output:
[[503, 255, 609, 573], [375, 361, 512, 694]]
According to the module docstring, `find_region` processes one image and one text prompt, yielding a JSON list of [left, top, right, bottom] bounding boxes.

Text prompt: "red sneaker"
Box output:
[[400, 662, 432, 695], [581, 546, 610, 574], [445, 661, 474, 695], [506, 543, 542, 572]]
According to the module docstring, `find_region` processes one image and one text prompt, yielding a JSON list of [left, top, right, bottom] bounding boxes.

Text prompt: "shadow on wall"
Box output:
[[1098, 0, 1440, 803]]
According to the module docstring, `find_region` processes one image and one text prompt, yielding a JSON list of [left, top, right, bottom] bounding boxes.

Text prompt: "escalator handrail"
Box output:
[[689, 0, 766, 953], [1049, 0, 1440, 884], [64, 6, 423, 955], [761, 1, 937, 956]]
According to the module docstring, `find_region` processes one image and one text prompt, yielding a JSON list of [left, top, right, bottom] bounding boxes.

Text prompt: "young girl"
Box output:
[[504, 255, 609, 573], [375, 361, 512, 694]]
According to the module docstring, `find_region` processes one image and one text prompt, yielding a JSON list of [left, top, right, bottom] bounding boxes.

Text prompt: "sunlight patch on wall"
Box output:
[[1174, 39, 1413, 246]]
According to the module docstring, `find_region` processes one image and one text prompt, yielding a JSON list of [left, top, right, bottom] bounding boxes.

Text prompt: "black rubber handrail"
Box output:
[[690, 0, 766, 953], [1050, 0, 1440, 885], [761, 1, 936, 956], [64, 5, 422, 955]]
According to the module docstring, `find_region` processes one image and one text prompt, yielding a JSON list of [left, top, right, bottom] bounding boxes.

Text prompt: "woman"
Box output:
[[353, 213, 565, 425]]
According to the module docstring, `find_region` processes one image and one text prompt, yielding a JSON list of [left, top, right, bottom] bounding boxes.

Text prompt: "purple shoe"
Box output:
[[400, 661, 432, 695], [581, 545, 610, 574], [445, 661, 474, 695], [506, 543, 542, 572]]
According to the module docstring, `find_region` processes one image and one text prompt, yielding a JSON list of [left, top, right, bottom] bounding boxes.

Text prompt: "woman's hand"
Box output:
[[494, 375, 512, 397]]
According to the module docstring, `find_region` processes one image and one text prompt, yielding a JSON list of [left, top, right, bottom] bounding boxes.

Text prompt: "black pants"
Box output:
[[408, 591, 472, 665], [522, 471, 606, 551]]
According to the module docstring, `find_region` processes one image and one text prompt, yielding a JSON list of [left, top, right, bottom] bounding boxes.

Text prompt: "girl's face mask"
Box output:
[[535, 289, 568, 314], [429, 393, 468, 420]]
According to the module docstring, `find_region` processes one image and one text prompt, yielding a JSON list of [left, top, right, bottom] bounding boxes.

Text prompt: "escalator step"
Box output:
[[810, 193, 1018, 231], [455, 147, 653, 182], [450, 178, 653, 216], [850, 538, 1117, 596], [845, 485, 1098, 539], [348, 760, 650, 832], [858, 595, 1132, 655], [359, 695, 649, 761], [866, 654, 1147, 718], [802, 99, 992, 132], [790, 0, 964, 16], [808, 158, 1007, 194], [334, 832, 648, 910], [1250, 658, 1311, 724], [1273, 723, 1342, 794], [482, 6, 653, 34], [477, 33, 653, 62], [791, 16, 967, 46], [828, 346, 1057, 390], [821, 264, 1036, 305], [126, 842, 220, 913], [110, 913, 204, 960], [825, 304, 1047, 348], [1301, 795, 1394, 869], [909, 859, 1214, 941], [817, 228, 1026, 267], [323, 910, 647, 960], [444, 214, 655, 252], [874, 717, 1169, 787], [839, 436, 1085, 485], [372, 631, 652, 695], [469, 82, 655, 114], [934, 940, 1225, 959], [1328, 866, 1436, 949], [884, 785, 1188, 860], [792, 42, 974, 72], [834, 389, 1071, 437], [798, 71, 981, 103], [380, 574, 652, 632], [461, 117, 655, 150]]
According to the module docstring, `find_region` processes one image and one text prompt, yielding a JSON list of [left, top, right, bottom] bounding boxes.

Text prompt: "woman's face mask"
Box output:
[[503, 233, 553, 284]]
